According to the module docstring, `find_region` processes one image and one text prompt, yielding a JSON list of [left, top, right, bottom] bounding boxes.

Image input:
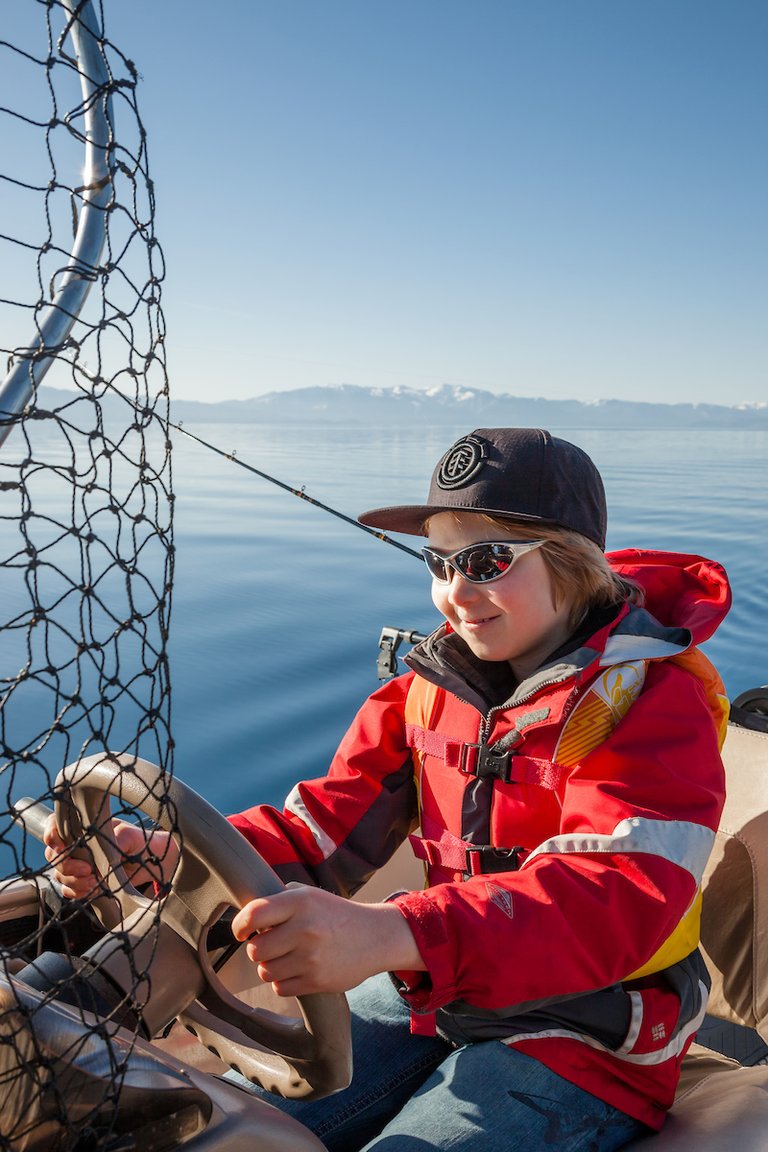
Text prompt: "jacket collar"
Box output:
[[405, 602, 693, 717]]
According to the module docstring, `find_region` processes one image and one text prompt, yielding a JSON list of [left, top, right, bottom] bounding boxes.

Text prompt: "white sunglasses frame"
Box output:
[[421, 539, 545, 585]]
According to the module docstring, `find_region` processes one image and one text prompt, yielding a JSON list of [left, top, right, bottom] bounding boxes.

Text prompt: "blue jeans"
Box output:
[[228, 973, 648, 1151]]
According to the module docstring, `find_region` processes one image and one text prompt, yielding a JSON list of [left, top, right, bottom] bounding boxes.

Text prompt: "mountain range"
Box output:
[[39, 383, 767, 428], [168, 383, 767, 429]]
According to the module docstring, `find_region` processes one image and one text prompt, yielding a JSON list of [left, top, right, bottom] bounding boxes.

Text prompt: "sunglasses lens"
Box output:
[[455, 544, 513, 582], [423, 550, 450, 582]]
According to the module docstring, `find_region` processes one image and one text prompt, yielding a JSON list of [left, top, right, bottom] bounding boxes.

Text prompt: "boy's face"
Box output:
[[427, 511, 574, 680]]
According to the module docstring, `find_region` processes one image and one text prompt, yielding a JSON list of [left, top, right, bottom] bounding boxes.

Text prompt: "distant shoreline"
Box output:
[[39, 383, 768, 430]]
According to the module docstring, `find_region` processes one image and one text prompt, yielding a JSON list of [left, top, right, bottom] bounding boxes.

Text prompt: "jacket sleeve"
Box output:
[[228, 673, 418, 896], [390, 660, 726, 1014]]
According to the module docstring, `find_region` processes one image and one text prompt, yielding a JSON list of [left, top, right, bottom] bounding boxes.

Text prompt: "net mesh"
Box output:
[[0, 2, 178, 1147]]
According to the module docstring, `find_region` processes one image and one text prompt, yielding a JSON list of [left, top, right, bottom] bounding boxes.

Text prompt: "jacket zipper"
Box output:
[[480, 671, 578, 744]]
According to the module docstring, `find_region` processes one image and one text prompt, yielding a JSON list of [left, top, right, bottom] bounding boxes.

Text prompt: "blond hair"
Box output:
[[424, 513, 643, 629]]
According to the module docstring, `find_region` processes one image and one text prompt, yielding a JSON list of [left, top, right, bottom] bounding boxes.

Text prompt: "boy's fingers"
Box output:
[[231, 898, 269, 941], [231, 892, 296, 942], [60, 860, 94, 878]]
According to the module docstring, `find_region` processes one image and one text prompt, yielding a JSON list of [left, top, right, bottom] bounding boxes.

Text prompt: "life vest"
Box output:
[[404, 647, 729, 982]]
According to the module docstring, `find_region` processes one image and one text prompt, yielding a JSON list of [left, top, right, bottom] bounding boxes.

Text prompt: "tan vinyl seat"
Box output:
[[626, 722, 768, 1149]]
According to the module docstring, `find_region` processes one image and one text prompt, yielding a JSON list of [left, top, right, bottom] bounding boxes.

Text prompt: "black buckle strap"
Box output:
[[465, 844, 524, 876], [457, 742, 513, 783]]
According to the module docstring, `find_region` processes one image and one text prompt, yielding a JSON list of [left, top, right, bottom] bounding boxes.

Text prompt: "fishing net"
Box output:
[[0, 2, 177, 1146]]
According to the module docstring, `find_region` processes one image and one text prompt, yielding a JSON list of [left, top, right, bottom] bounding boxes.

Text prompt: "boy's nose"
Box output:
[[447, 570, 481, 606]]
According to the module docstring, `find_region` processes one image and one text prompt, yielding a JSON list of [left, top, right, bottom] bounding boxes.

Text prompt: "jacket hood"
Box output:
[[607, 549, 731, 647]]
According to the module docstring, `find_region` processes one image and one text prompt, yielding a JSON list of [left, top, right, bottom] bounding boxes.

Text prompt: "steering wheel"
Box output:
[[39, 753, 352, 1100]]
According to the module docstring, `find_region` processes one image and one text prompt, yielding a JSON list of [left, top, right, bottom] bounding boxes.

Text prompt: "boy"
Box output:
[[49, 428, 730, 1152]]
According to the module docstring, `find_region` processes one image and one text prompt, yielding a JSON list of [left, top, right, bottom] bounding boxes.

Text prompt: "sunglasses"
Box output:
[[422, 539, 545, 585]]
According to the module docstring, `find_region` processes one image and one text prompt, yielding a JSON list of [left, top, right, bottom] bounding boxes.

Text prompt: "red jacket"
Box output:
[[230, 549, 730, 1129]]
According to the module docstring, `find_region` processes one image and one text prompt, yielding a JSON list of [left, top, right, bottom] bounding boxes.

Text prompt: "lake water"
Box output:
[[166, 422, 766, 817], [0, 419, 765, 864]]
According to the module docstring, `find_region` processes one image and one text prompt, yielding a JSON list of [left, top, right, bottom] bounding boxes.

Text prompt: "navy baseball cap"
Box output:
[[358, 428, 607, 548]]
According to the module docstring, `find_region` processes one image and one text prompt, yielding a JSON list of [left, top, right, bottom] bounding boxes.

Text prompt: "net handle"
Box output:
[[0, 0, 113, 445]]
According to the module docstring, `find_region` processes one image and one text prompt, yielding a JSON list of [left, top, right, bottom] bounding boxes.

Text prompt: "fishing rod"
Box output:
[[170, 421, 429, 678], [169, 419, 424, 561]]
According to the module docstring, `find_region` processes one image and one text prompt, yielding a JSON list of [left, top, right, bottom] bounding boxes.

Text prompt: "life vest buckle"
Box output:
[[450, 741, 513, 783], [465, 844, 524, 876]]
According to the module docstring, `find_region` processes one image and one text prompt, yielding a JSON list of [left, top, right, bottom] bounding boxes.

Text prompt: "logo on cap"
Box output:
[[436, 436, 486, 490]]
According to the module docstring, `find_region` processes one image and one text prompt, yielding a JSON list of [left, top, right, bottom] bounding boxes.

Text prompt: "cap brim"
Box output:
[[358, 504, 554, 537]]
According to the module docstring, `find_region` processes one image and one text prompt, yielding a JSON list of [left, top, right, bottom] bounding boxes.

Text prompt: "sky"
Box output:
[[12, 1, 768, 406]]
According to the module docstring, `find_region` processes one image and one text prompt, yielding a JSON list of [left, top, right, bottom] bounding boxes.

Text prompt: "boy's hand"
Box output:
[[43, 815, 175, 900], [231, 884, 425, 998]]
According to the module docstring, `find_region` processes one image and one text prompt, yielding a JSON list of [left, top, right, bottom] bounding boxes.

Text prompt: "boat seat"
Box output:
[[625, 722, 768, 1149], [0, 971, 212, 1151]]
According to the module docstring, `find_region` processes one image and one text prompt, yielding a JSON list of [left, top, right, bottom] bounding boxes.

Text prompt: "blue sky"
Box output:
[[38, 2, 768, 404]]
